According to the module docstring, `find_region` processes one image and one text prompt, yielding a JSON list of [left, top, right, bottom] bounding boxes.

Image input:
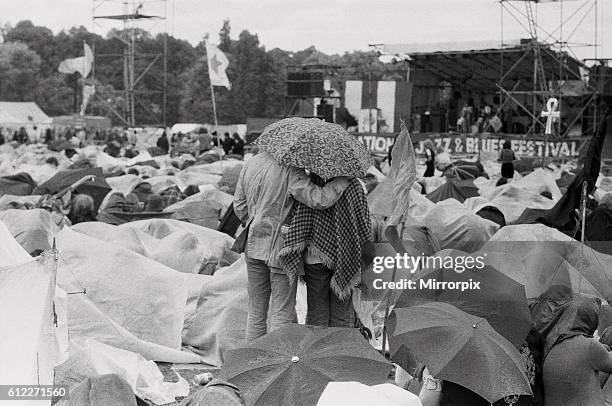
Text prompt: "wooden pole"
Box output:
[[381, 221, 406, 358], [210, 80, 221, 153]]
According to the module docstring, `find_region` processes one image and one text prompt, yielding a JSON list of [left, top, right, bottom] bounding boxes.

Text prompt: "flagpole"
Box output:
[[205, 39, 221, 154], [210, 81, 221, 152]]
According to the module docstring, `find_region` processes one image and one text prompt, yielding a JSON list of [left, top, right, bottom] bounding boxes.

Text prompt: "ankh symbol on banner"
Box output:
[[540, 98, 560, 135]]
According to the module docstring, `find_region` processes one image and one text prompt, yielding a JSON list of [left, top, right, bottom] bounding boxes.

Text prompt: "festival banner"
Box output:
[[356, 132, 588, 158]]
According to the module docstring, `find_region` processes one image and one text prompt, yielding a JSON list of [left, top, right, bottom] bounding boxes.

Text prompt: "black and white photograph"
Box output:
[[0, 0, 612, 405]]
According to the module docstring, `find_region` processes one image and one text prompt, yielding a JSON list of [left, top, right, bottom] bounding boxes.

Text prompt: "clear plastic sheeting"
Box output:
[[56, 339, 189, 405], [165, 184, 233, 213], [71, 221, 219, 274], [0, 218, 32, 267], [55, 227, 201, 363], [183, 256, 248, 367], [104, 174, 143, 195], [123, 218, 235, 266], [421, 199, 499, 252], [317, 382, 423, 406], [0, 209, 59, 254], [488, 224, 612, 302], [0, 254, 68, 406], [478, 183, 557, 224]]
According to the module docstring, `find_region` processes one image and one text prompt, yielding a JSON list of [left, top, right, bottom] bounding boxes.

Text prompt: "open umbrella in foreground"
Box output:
[[395, 265, 532, 348], [220, 324, 392, 406], [389, 302, 532, 404], [255, 117, 374, 180]]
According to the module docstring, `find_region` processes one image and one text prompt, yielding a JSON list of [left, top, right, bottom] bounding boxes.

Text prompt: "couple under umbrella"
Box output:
[[232, 117, 374, 341]]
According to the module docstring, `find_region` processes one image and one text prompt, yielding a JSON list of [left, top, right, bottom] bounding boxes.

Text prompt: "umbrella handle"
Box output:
[[381, 220, 406, 359]]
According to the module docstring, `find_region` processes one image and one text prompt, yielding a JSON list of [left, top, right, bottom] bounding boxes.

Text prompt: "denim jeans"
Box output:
[[303, 263, 354, 327], [245, 256, 297, 341]]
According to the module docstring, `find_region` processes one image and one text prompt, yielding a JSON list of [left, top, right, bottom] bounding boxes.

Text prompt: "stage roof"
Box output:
[[379, 40, 586, 94]]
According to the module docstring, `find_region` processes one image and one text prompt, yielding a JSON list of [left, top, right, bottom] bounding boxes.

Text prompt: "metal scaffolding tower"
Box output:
[[92, 0, 168, 127], [499, 0, 608, 137]]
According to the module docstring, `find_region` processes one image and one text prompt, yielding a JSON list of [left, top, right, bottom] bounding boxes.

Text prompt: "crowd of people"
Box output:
[[414, 99, 560, 136], [2, 113, 612, 406], [167, 129, 244, 158]]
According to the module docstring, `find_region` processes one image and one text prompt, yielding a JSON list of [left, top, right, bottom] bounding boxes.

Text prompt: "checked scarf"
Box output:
[[278, 178, 371, 300]]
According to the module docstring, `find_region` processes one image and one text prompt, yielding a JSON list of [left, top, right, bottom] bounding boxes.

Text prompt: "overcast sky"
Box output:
[[2, 0, 610, 59]]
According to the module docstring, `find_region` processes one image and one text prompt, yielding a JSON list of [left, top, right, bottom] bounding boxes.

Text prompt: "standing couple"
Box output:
[[232, 119, 372, 341]]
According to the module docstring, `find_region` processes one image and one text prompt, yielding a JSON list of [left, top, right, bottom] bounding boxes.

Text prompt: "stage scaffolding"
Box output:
[[91, 0, 168, 127], [499, 0, 611, 137]]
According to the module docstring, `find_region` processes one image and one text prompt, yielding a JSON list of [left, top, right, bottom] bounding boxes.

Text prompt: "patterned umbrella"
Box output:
[[255, 117, 374, 180], [220, 324, 392, 406]]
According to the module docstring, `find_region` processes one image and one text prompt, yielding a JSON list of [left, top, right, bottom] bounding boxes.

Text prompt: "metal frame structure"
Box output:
[[91, 0, 168, 127], [499, 0, 609, 137]]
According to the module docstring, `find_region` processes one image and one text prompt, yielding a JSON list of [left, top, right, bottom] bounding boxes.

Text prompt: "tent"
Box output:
[[170, 123, 204, 134], [52, 115, 112, 130], [0, 102, 52, 127]]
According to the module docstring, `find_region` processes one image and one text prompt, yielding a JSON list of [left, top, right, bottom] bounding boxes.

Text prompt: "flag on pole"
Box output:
[[386, 120, 417, 229], [58, 43, 93, 78], [205, 42, 230, 89], [79, 84, 96, 116]]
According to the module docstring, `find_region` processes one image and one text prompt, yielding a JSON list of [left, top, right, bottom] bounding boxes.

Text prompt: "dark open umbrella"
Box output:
[[33, 167, 111, 211], [220, 324, 391, 406], [255, 117, 374, 181], [395, 265, 532, 348], [443, 160, 487, 180], [426, 179, 479, 203], [0, 172, 37, 196], [389, 302, 532, 404]]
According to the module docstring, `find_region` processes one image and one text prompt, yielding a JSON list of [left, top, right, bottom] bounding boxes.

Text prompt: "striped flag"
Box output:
[[344, 80, 412, 133]]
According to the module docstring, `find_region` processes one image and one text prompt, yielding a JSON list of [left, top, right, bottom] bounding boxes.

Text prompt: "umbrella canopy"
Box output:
[[255, 117, 374, 180], [395, 265, 532, 348], [426, 179, 479, 203], [33, 167, 112, 211], [443, 160, 487, 180], [0, 172, 37, 196], [220, 324, 392, 406], [389, 303, 532, 404]]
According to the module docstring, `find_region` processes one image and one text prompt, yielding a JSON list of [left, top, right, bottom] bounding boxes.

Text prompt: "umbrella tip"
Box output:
[[291, 356, 300, 363]]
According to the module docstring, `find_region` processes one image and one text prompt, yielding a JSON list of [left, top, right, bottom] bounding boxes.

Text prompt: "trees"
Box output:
[[0, 42, 41, 101], [0, 19, 409, 126]]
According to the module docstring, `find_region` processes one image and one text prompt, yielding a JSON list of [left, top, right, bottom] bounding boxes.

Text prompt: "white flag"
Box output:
[[80, 84, 96, 116], [58, 43, 93, 77], [205, 42, 230, 89]]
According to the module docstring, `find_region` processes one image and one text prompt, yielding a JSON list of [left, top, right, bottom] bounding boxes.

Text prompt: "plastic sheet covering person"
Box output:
[[0, 229, 68, 397], [97, 191, 128, 225], [0, 208, 58, 254], [542, 298, 612, 406], [232, 152, 349, 341]]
